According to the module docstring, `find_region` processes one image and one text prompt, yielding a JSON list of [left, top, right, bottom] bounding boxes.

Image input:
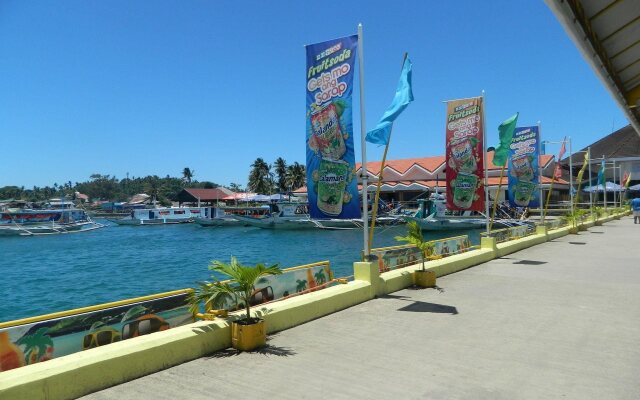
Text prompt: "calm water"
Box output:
[[0, 221, 480, 322]]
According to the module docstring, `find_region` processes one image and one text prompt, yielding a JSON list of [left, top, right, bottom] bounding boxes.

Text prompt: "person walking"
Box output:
[[632, 197, 640, 224]]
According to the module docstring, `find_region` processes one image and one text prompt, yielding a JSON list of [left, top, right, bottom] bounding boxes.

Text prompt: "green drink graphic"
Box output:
[[317, 158, 349, 216], [512, 155, 534, 182], [453, 173, 477, 209], [513, 181, 537, 206]]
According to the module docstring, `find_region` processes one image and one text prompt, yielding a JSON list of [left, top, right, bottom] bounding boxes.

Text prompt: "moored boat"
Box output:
[[108, 207, 205, 226], [0, 208, 105, 236], [232, 203, 314, 229], [194, 206, 241, 227]]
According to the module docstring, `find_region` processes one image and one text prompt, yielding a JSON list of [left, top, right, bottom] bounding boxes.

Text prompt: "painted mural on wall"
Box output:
[[481, 225, 531, 244], [508, 126, 540, 208], [305, 35, 360, 219], [214, 264, 334, 311], [368, 236, 471, 272], [445, 97, 485, 212], [0, 293, 193, 373]]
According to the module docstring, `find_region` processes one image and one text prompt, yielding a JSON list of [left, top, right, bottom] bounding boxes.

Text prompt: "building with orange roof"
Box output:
[[296, 152, 570, 205]]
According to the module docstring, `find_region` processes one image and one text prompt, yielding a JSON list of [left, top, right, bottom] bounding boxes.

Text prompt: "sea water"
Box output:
[[0, 221, 480, 322]]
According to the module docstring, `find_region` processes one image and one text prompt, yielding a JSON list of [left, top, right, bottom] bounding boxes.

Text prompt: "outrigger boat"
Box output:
[[0, 207, 105, 236], [404, 195, 530, 231], [194, 206, 242, 227], [108, 207, 205, 226], [232, 203, 313, 229]]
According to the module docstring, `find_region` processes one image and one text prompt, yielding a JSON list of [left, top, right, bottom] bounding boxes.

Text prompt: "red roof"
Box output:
[[356, 154, 555, 175], [182, 188, 233, 201]]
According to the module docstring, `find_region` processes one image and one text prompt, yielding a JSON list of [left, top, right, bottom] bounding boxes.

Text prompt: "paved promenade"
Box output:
[[83, 217, 640, 400]]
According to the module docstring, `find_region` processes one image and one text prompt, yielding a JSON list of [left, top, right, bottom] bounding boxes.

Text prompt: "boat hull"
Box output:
[[108, 218, 193, 226], [194, 217, 241, 227]]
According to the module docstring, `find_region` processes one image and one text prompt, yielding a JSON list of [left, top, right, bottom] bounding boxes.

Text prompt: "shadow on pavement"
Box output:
[[207, 344, 297, 358], [397, 301, 458, 314]]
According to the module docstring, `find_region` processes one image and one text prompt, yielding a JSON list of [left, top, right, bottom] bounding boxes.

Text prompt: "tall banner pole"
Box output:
[[613, 160, 617, 208], [603, 157, 607, 211], [358, 24, 369, 257], [482, 90, 489, 234], [568, 137, 574, 216], [538, 121, 543, 223], [587, 146, 593, 221], [368, 127, 391, 253], [368, 52, 408, 253], [488, 164, 506, 231]]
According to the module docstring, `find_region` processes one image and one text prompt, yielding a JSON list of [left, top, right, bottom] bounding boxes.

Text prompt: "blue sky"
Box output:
[[0, 0, 627, 188]]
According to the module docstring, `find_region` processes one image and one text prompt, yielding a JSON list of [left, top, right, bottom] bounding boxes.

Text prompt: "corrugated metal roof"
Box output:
[[546, 0, 640, 135]]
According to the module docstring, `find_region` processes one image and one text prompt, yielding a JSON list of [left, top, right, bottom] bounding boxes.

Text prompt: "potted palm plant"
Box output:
[[395, 221, 436, 287], [189, 256, 282, 351]]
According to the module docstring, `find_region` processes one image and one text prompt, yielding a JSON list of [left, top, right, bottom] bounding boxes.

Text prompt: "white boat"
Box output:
[[405, 195, 530, 231], [0, 208, 105, 236], [403, 196, 489, 231], [108, 207, 205, 225], [232, 203, 314, 229], [194, 207, 241, 227]]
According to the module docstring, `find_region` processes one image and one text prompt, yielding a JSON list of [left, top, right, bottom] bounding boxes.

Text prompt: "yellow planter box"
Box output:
[[231, 320, 266, 351], [414, 270, 436, 288]]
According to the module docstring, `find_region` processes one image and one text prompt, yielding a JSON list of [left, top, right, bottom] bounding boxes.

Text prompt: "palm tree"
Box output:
[[274, 157, 288, 193], [395, 221, 434, 271], [285, 162, 306, 191], [229, 182, 243, 193], [296, 279, 307, 293], [248, 158, 274, 194], [314, 270, 326, 285], [182, 167, 194, 184], [16, 328, 53, 364], [189, 256, 281, 322]]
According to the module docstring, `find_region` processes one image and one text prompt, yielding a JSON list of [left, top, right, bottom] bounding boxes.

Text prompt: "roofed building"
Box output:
[[174, 188, 235, 206]]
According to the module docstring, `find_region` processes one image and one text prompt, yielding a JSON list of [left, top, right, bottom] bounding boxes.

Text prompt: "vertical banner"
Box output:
[[508, 126, 540, 208], [305, 35, 360, 219], [445, 97, 485, 211]]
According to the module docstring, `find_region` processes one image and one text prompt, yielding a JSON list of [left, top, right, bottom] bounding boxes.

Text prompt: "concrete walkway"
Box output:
[[83, 217, 640, 400]]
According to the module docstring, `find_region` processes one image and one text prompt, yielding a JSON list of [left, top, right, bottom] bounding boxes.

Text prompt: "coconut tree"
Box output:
[[274, 157, 288, 193], [248, 158, 274, 194], [285, 162, 306, 191], [182, 167, 194, 184]]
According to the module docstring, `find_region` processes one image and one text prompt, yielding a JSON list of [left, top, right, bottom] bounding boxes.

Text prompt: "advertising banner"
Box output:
[[445, 97, 485, 211], [508, 126, 540, 208], [305, 35, 360, 219]]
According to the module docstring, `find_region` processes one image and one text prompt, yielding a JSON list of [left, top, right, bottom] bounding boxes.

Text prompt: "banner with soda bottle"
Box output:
[[445, 97, 485, 212], [305, 35, 360, 219], [508, 126, 540, 208]]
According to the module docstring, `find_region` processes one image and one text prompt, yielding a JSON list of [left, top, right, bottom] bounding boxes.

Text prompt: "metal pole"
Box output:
[[568, 137, 574, 215], [482, 91, 489, 234], [613, 160, 617, 208], [588, 147, 592, 220], [357, 24, 369, 257], [538, 121, 543, 223], [603, 156, 607, 211]]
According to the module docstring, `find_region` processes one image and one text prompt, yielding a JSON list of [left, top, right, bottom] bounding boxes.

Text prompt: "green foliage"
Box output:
[[394, 221, 434, 271], [285, 162, 306, 192], [189, 256, 282, 322], [248, 158, 274, 194], [274, 157, 288, 193]]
